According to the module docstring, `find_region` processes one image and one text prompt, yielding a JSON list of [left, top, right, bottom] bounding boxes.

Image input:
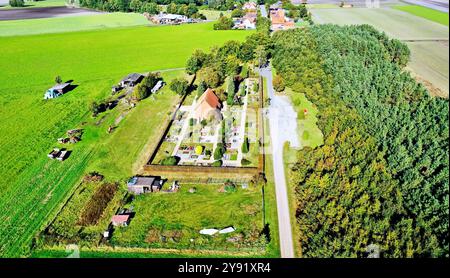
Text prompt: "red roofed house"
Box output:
[[270, 9, 295, 31], [193, 88, 223, 121], [111, 214, 130, 227]]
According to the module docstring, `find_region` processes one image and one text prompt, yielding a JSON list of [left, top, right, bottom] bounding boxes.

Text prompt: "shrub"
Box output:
[[211, 160, 222, 167], [189, 118, 194, 126], [213, 16, 234, 30], [170, 78, 189, 96], [214, 143, 225, 160], [55, 75, 62, 84], [195, 145, 203, 155], [9, 0, 24, 7], [273, 75, 286, 92], [241, 158, 251, 166], [161, 156, 179, 166], [224, 181, 237, 193], [242, 137, 249, 153]]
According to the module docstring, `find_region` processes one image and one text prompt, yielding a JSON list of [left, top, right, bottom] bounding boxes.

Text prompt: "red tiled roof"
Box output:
[[112, 214, 129, 223]]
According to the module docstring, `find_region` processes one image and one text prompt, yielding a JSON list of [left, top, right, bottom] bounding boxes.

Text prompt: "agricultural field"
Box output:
[[393, 4, 449, 26], [0, 21, 251, 257], [0, 12, 151, 36], [310, 6, 449, 97]]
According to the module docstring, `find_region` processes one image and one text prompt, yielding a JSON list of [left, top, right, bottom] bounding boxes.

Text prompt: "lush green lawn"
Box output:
[[0, 22, 250, 257], [0, 13, 151, 36], [284, 88, 323, 150], [393, 5, 449, 26]]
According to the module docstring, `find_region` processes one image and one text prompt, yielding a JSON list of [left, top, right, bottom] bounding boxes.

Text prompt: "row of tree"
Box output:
[[271, 25, 448, 257]]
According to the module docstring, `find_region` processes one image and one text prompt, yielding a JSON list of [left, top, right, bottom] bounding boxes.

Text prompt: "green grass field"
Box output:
[[0, 13, 151, 36], [284, 88, 323, 150], [0, 0, 65, 9], [0, 22, 250, 257], [393, 4, 449, 26]]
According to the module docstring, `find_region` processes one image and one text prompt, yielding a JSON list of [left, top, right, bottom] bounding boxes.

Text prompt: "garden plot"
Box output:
[[109, 182, 267, 253]]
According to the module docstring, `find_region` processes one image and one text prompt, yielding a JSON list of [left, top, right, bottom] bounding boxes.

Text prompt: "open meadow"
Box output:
[[0, 12, 150, 36], [310, 6, 449, 97], [0, 21, 251, 257]]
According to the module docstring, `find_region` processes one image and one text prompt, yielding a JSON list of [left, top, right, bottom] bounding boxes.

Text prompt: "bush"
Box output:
[[213, 16, 234, 30], [132, 73, 161, 101], [241, 158, 251, 166], [211, 160, 222, 167], [161, 156, 179, 166], [169, 78, 189, 96], [273, 75, 286, 92], [214, 143, 225, 160], [189, 118, 194, 126], [242, 137, 249, 153], [195, 145, 203, 155], [9, 0, 24, 7]]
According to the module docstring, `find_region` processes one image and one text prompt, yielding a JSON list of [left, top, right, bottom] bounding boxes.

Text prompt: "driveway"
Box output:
[[259, 65, 297, 258]]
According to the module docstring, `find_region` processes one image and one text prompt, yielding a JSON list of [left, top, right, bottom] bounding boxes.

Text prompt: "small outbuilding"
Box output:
[[200, 228, 219, 235], [127, 176, 163, 194], [119, 73, 144, 87], [219, 226, 236, 234], [111, 214, 130, 227], [151, 80, 164, 93], [44, 83, 71, 99]]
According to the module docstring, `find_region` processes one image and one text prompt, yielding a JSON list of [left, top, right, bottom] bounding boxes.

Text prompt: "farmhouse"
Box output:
[[234, 11, 257, 29], [270, 9, 295, 31], [151, 13, 189, 25], [111, 214, 130, 227], [120, 73, 144, 87], [127, 176, 163, 194], [44, 83, 71, 99], [193, 88, 222, 121]]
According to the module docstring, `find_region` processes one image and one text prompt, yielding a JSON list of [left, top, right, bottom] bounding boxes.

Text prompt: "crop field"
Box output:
[[393, 4, 449, 26], [0, 12, 150, 36], [0, 22, 251, 257], [310, 7, 449, 97]]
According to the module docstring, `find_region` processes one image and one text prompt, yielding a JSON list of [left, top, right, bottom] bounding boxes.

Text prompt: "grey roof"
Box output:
[[121, 73, 143, 83], [49, 83, 70, 91], [128, 176, 157, 187]]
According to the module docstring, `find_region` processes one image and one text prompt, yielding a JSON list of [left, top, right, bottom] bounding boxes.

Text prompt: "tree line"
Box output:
[[271, 25, 448, 257]]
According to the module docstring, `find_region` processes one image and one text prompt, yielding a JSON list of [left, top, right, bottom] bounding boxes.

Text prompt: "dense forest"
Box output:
[[271, 25, 448, 257]]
